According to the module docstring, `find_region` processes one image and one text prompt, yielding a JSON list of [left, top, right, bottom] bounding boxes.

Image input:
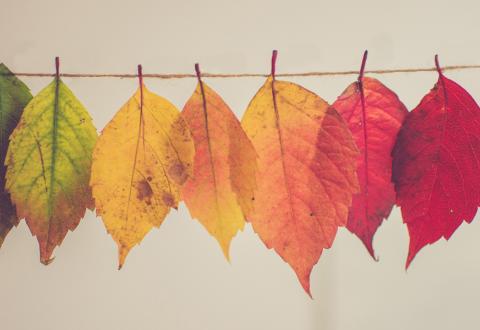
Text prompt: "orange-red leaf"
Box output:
[[333, 70, 407, 258], [241, 53, 359, 295]]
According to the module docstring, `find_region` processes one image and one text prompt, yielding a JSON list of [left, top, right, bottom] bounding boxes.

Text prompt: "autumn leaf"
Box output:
[[90, 66, 194, 268], [241, 51, 359, 296], [392, 55, 480, 267], [181, 64, 256, 259], [333, 51, 408, 259], [0, 64, 33, 247], [5, 58, 97, 264]]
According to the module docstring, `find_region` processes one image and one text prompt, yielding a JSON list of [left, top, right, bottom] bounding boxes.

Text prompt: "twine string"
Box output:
[[1, 64, 480, 79]]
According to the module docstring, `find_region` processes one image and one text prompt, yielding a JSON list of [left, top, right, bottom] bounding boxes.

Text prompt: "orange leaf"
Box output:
[[241, 51, 359, 296], [181, 64, 257, 259]]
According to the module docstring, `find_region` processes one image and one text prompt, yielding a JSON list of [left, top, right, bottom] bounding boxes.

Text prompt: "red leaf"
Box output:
[[333, 51, 408, 258], [392, 55, 480, 267]]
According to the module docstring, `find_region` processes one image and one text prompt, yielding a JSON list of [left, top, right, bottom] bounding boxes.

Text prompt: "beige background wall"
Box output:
[[1, 0, 480, 329]]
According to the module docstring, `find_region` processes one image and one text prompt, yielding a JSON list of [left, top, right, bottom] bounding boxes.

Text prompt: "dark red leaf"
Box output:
[[392, 56, 480, 267]]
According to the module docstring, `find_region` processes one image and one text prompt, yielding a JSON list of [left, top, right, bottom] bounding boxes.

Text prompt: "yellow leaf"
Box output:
[[90, 83, 194, 268], [181, 67, 257, 259]]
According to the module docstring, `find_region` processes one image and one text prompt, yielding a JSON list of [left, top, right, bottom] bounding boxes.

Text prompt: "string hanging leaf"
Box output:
[[333, 51, 408, 258], [392, 56, 480, 267], [5, 58, 97, 264], [90, 66, 194, 268], [181, 64, 257, 259], [0, 64, 32, 247], [241, 51, 359, 296]]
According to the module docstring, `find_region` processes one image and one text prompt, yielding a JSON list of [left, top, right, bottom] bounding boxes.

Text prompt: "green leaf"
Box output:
[[0, 63, 32, 247], [5, 75, 97, 264]]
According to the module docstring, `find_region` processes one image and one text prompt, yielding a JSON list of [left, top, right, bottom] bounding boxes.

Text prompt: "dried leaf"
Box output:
[[333, 52, 408, 258], [392, 56, 480, 267], [5, 61, 97, 264], [91, 72, 194, 268], [181, 65, 257, 259], [241, 51, 359, 296], [0, 64, 32, 247]]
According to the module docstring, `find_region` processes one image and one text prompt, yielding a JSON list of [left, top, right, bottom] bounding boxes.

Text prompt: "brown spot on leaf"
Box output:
[[162, 193, 175, 207], [137, 179, 153, 204], [168, 162, 188, 185]]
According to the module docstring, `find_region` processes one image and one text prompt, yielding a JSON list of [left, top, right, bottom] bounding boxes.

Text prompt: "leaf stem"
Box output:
[[55, 57, 60, 81], [435, 54, 444, 76], [435, 55, 448, 104], [138, 64, 144, 109], [271, 50, 278, 79], [137, 64, 143, 86], [358, 50, 368, 81], [195, 63, 202, 82]]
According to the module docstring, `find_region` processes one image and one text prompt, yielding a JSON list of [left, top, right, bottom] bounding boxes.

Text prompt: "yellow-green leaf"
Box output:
[[5, 76, 97, 264]]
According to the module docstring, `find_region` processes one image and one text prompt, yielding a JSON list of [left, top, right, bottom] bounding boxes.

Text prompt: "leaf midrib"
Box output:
[[270, 79, 299, 233], [47, 78, 60, 218], [358, 79, 370, 226], [197, 82, 221, 224]]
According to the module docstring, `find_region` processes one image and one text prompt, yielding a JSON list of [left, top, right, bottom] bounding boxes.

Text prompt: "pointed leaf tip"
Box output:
[[41, 256, 55, 266], [219, 238, 233, 262], [362, 237, 377, 261], [118, 245, 130, 270]]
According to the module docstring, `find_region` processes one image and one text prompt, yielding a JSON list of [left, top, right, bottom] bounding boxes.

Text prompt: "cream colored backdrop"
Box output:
[[1, 0, 480, 329]]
